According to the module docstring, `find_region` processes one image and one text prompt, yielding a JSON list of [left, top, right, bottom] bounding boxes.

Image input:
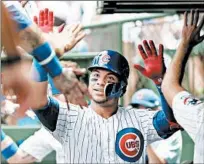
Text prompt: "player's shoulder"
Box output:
[[122, 106, 155, 118], [173, 91, 203, 109], [58, 100, 89, 112]]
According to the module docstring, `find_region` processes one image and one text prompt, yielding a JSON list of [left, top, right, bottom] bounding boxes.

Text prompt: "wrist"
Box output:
[[153, 77, 163, 86], [180, 39, 193, 52]]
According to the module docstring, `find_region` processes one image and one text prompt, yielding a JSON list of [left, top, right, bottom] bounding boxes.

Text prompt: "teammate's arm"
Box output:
[[5, 2, 89, 107], [1, 129, 37, 163], [162, 9, 204, 107], [134, 40, 180, 138], [161, 10, 204, 141]]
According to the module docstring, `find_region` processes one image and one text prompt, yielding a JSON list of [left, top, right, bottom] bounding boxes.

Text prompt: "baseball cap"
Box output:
[[130, 89, 160, 108]]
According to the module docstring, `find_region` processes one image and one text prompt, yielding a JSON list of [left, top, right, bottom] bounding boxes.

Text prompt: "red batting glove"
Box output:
[[33, 9, 65, 34], [33, 8, 54, 33], [134, 40, 166, 85]]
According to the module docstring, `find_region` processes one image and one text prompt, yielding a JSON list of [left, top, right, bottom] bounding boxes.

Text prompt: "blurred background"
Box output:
[[1, 1, 204, 163]]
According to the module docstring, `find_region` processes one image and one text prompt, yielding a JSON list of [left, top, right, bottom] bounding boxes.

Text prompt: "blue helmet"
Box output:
[[130, 89, 160, 108], [88, 50, 130, 98]]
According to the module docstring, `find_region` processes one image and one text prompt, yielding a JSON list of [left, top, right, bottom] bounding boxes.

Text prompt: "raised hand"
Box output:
[[53, 68, 91, 107], [182, 9, 204, 48], [51, 23, 86, 56], [33, 8, 54, 33], [134, 40, 165, 85]]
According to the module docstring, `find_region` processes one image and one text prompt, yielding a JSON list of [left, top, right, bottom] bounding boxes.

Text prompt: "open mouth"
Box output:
[[94, 88, 104, 92]]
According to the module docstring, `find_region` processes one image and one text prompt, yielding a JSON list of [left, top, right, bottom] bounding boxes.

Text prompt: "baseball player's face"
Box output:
[[89, 69, 119, 104]]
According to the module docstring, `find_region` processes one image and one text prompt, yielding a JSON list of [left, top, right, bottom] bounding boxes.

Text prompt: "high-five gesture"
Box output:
[[182, 9, 204, 48], [33, 8, 85, 56], [134, 40, 165, 85]]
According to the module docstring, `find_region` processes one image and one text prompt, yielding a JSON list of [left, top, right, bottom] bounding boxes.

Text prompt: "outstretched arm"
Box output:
[[134, 40, 181, 138], [4, 2, 89, 109], [1, 129, 37, 163], [134, 40, 179, 126], [162, 9, 204, 107]]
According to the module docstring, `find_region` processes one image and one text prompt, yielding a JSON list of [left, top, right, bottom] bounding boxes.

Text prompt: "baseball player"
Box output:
[[162, 9, 204, 163], [129, 88, 160, 111], [31, 39, 181, 163]]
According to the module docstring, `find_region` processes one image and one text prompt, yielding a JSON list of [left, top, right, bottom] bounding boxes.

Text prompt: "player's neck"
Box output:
[[90, 101, 118, 119]]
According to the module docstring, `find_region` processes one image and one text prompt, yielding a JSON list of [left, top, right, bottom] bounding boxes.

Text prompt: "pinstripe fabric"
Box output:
[[52, 101, 162, 163], [172, 91, 204, 163]]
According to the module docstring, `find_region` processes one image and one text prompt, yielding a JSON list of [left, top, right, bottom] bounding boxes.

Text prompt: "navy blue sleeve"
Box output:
[[156, 86, 177, 123], [34, 97, 59, 132], [6, 4, 32, 31]]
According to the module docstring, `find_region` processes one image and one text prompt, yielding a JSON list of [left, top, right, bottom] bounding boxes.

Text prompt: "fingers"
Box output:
[[48, 11, 54, 32], [78, 81, 91, 99], [143, 40, 152, 57], [73, 68, 86, 76], [138, 40, 159, 59], [197, 14, 204, 32], [158, 44, 164, 60], [149, 40, 157, 57], [190, 9, 194, 25], [73, 24, 83, 36], [69, 23, 79, 34], [76, 31, 86, 42], [184, 11, 188, 27], [61, 61, 78, 68], [138, 44, 147, 59], [39, 10, 44, 27], [44, 8, 49, 25], [193, 9, 199, 26], [67, 83, 88, 107]]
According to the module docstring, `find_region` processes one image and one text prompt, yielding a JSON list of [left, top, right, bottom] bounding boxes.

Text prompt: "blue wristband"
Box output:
[[7, 5, 32, 31], [31, 42, 62, 78], [1, 129, 6, 141], [48, 75, 60, 95], [2, 143, 18, 160], [30, 59, 48, 82]]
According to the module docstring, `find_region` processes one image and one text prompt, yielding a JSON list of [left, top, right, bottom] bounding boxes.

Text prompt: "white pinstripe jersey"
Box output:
[[50, 101, 162, 163], [172, 91, 204, 163]]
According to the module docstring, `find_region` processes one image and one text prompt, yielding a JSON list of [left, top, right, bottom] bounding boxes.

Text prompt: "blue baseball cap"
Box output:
[[130, 89, 160, 108]]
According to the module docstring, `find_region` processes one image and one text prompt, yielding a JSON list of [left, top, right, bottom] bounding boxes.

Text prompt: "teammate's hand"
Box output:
[[53, 68, 90, 107], [33, 8, 54, 33], [181, 9, 204, 48], [51, 23, 86, 57], [134, 40, 166, 85]]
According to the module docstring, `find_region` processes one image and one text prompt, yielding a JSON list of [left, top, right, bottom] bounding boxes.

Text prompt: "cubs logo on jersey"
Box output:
[[181, 95, 202, 106], [115, 128, 144, 162]]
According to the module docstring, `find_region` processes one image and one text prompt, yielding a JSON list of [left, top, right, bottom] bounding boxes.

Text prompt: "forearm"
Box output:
[[18, 24, 46, 53], [162, 41, 192, 106], [1, 130, 36, 163]]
